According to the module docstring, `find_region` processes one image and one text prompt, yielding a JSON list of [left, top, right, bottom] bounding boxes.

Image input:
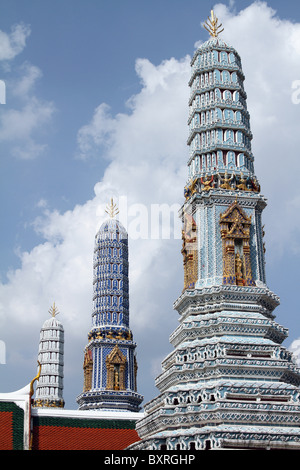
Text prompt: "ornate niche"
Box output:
[[106, 345, 127, 391], [220, 200, 255, 286], [181, 210, 198, 290], [83, 348, 93, 392]]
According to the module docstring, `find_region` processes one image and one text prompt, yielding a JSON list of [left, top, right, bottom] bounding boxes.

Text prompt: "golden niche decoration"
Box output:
[[182, 210, 198, 290], [220, 200, 255, 287], [106, 345, 127, 391]]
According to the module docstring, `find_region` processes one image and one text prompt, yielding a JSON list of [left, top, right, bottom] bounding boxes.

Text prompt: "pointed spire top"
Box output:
[[49, 302, 59, 318], [203, 10, 224, 38], [105, 198, 119, 219]]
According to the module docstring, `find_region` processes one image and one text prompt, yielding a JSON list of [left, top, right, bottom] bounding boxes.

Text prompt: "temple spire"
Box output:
[[32, 304, 64, 408], [130, 10, 300, 451], [203, 9, 224, 37], [77, 206, 143, 412]]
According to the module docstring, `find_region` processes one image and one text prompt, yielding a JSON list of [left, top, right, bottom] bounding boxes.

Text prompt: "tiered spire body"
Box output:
[[33, 304, 64, 408], [186, 36, 256, 185], [77, 202, 143, 412], [131, 13, 300, 450]]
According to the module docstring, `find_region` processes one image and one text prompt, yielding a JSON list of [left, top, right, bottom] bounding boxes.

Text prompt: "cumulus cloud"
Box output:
[[76, 103, 117, 160], [12, 62, 43, 97], [0, 61, 55, 159], [290, 339, 300, 367], [77, 56, 190, 164], [0, 98, 54, 159], [0, 23, 55, 160], [0, 53, 190, 404], [1, 3, 300, 405], [0, 23, 31, 62], [0, 97, 53, 139]]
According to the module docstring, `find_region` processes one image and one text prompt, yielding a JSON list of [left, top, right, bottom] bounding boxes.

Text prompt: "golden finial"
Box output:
[[105, 198, 119, 219], [203, 10, 224, 37], [49, 302, 59, 317]]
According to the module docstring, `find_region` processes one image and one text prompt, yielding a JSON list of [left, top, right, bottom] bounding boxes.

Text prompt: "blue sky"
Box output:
[[1, 0, 300, 409]]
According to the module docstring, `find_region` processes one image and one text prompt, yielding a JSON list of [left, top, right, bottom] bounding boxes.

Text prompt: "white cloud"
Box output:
[[0, 98, 49, 140], [0, 24, 55, 159], [1, 3, 300, 406], [0, 53, 189, 404], [0, 62, 55, 159], [13, 62, 43, 97], [0, 97, 54, 159], [290, 339, 300, 366], [76, 103, 117, 160], [77, 56, 190, 164], [0, 23, 31, 62], [0, 24, 54, 159]]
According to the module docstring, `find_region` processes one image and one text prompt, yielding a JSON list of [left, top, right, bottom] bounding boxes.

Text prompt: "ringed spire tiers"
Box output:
[[77, 199, 143, 412], [32, 303, 64, 408], [130, 12, 300, 450], [185, 11, 257, 196]]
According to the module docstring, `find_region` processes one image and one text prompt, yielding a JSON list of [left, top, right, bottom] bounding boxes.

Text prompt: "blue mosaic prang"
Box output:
[[77, 216, 143, 412], [129, 15, 300, 450], [92, 218, 129, 329]]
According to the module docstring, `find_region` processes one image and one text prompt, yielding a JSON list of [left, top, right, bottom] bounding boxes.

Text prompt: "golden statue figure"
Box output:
[[201, 174, 214, 191], [126, 331, 132, 340], [235, 253, 244, 285], [184, 177, 198, 200], [114, 367, 120, 390], [189, 177, 198, 195], [116, 331, 124, 340], [252, 177, 261, 192], [220, 171, 232, 189], [237, 173, 247, 191]]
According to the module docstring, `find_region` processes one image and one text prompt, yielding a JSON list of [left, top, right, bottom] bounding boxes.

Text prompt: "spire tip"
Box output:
[[105, 198, 119, 219], [203, 9, 224, 37]]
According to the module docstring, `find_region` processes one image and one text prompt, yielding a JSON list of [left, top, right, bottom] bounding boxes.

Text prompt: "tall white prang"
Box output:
[[33, 303, 64, 408]]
